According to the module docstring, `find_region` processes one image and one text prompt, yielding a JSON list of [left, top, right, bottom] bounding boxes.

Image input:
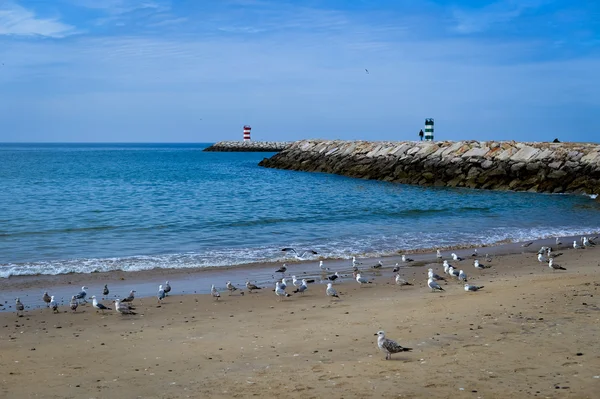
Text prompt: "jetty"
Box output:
[[204, 141, 291, 152], [259, 140, 600, 196]]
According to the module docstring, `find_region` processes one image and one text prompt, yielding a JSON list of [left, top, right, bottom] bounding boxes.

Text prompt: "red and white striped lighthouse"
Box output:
[[243, 125, 251, 141]]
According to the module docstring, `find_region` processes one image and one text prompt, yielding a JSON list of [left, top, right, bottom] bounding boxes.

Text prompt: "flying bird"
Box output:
[[365, 68, 369, 74], [281, 248, 318, 259], [375, 331, 412, 360]]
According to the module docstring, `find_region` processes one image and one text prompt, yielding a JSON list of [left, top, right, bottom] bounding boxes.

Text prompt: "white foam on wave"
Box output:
[[1, 226, 599, 278]]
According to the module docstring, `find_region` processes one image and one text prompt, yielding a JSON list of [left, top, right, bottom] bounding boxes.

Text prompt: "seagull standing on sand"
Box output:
[[474, 259, 488, 270], [538, 253, 548, 263], [458, 270, 467, 282], [556, 237, 562, 246], [326, 283, 339, 298], [472, 248, 478, 257], [327, 272, 340, 282], [352, 256, 362, 268], [452, 253, 464, 261], [319, 261, 330, 272], [91, 296, 110, 313], [548, 259, 566, 272], [573, 240, 583, 249], [226, 281, 237, 294], [355, 273, 371, 286], [448, 266, 460, 278], [375, 331, 412, 360], [115, 299, 136, 315], [372, 261, 383, 269], [293, 279, 308, 294], [42, 292, 51, 307], [428, 278, 444, 292], [428, 268, 446, 281], [246, 281, 262, 292], [392, 263, 400, 273], [275, 264, 287, 273], [275, 281, 291, 299], [281, 248, 318, 259], [15, 298, 24, 316], [50, 296, 58, 313], [292, 275, 301, 288], [464, 283, 484, 292], [443, 260, 450, 274], [70, 296, 78, 312], [75, 286, 88, 303], [121, 290, 136, 303], [280, 278, 288, 291], [402, 255, 414, 262], [583, 237, 595, 247], [103, 285, 109, 296], [395, 274, 412, 287], [211, 284, 221, 300], [158, 285, 166, 302], [436, 250, 442, 260], [164, 281, 171, 296]]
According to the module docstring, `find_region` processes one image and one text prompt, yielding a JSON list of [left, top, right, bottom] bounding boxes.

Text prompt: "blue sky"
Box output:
[[0, 0, 598, 143]]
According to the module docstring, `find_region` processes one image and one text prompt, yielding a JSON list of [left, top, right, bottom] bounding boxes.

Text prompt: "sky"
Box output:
[[0, 0, 598, 143]]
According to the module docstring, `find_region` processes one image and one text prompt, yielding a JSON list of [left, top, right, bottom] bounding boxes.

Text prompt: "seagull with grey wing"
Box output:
[[428, 277, 444, 292], [15, 298, 24, 316], [573, 240, 583, 249], [69, 296, 78, 313], [293, 279, 308, 294], [448, 266, 460, 279], [42, 291, 51, 307], [428, 268, 446, 281], [375, 331, 412, 360], [319, 261, 330, 272], [281, 247, 318, 259], [158, 284, 166, 303], [164, 281, 171, 296], [326, 283, 339, 298], [91, 296, 110, 313], [451, 253, 464, 261], [355, 273, 371, 287], [275, 264, 287, 273], [121, 290, 136, 303], [402, 255, 414, 263], [392, 263, 400, 273], [115, 299, 136, 315], [75, 286, 88, 303], [548, 259, 566, 272], [226, 281, 238, 295], [458, 269, 467, 282], [464, 283, 484, 292], [50, 296, 58, 313], [443, 260, 451, 274], [395, 274, 412, 287], [211, 284, 221, 300], [246, 281, 262, 293], [474, 259, 489, 270], [275, 281, 291, 299]]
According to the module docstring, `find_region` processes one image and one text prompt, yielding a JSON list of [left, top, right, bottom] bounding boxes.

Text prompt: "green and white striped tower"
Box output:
[[424, 118, 434, 141]]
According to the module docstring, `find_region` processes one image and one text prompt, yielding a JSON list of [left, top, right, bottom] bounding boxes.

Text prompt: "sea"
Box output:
[[1, 142, 599, 279]]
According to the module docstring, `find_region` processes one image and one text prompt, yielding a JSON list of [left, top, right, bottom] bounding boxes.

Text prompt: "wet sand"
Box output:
[[1, 241, 600, 398]]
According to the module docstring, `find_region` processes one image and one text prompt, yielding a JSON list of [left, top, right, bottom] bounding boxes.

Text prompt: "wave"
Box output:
[[2, 226, 598, 278]]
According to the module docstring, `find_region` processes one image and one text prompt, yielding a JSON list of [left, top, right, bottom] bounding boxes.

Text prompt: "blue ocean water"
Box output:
[[1, 143, 599, 278]]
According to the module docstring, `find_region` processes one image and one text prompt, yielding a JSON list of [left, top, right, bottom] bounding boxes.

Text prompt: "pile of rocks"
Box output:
[[259, 140, 600, 196], [204, 141, 292, 152]]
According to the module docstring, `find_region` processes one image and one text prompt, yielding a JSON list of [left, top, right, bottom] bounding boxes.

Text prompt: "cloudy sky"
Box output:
[[0, 0, 598, 142]]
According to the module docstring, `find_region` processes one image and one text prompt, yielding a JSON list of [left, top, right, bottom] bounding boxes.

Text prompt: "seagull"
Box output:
[[211, 284, 221, 300], [69, 296, 78, 313], [293, 279, 308, 294], [372, 261, 383, 269], [448, 266, 460, 278], [50, 296, 58, 313], [280, 277, 287, 291], [292, 275, 302, 288], [574, 240, 583, 249], [375, 331, 412, 360], [538, 246, 549, 255], [319, 261, 330, 272], [326, 283, 339, 298], [75, 286, 88, 303], [226, 281, 238, 294], [91, 296, 110, 313], [464, 284, 484, 292], [401, 255, 414, 262], [392, 263, 400, 273], [246, 281, 262, 292], [275, 264, 287, 273], [583, 237, 595, 247], [352, 256, 362, 267], [485, 254, 493, 263], [548, 259, 566, 271], [158, 285, 166, 302], [15, 298, 24, 316], [458, 269, 467, 282], [451, 253, 464, 261], [428, 268, 446, 281], [103, 284, 109, 296], [395, 274, 412, 287], [474, 259, 489, 270], [327, 272, 340, 282], [121, 290, 136, 303], [547, 248, 562, 258], [275, 281, 291, 299], [355, 273, 371, 286], [436, 250, 442, 260], [428, 278, 444, 292], [471, 248, 478, 257], [443, 260, 450, 274], [281, 248, 318, 259], [365, 68, 369, 74], [538, 253, 548, 263], [42, 292, 51, 307], [555, 237, 562, 246], [115, 299, 136, 315], [164, 281, 171, 296], [522, 241, 533, 247]]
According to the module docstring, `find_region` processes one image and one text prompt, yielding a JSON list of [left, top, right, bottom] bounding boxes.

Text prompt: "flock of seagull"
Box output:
[[10, 237, 598, 358]]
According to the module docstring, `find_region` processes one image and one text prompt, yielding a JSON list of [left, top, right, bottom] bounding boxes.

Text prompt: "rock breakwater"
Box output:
[[259, 140, 600, 195], [204, 141, 291, 152]]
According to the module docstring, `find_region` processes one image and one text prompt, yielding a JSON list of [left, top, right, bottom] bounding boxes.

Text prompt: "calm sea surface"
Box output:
[[1, 143, 599, 278]]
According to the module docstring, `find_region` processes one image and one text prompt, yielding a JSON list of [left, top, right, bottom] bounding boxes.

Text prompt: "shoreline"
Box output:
[[1, 235, 599, 398], [1, 233, 594, 312]]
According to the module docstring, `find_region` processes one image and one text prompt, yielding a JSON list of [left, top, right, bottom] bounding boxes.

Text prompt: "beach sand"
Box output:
[[1, 245, 600, 398]]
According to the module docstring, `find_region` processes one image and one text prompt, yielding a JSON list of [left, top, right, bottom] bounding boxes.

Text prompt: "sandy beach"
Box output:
[[1, 242, 600, 398]]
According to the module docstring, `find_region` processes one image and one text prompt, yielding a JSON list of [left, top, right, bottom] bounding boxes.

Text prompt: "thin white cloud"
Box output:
[[0, 2, 76, 38], [452, 0, 547, 34]]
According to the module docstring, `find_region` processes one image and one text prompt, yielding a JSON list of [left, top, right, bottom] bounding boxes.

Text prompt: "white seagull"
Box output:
[[50, 296, 58, 313], [443, 260, 450, 274], [293, 279, 308, 294], [395, 274, 412, 287], [451, 253, 464, 261], [428, 277, 444, 292], [464, 283, 484, 292], [319, 261, 330, 272], [428, 268, 446, 281], [448, 266, 460, 278], [164, 281, 171, 296], [436, 249, 442, 260], [280, 278, 287, 291], [401, 254, 414, 262], [226, 281, 238, 294], [114, 299, 136, 315], [91, 296, 110, 313], [458, 269, 467, 282], [326, 283, 339, 298], [355, 273, 371, 286], [474, 259, 488, 270], [548, 259, 566, 272], [158, 285, 166, 302], [15, 298, 24, 316], [375, 331, 412, 360], [211, 284, 221, 300], [538, 253, 548, 263], [573, 240, 583, 249], [75, 286, 88, 303], [275, 281, 291, 299]]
